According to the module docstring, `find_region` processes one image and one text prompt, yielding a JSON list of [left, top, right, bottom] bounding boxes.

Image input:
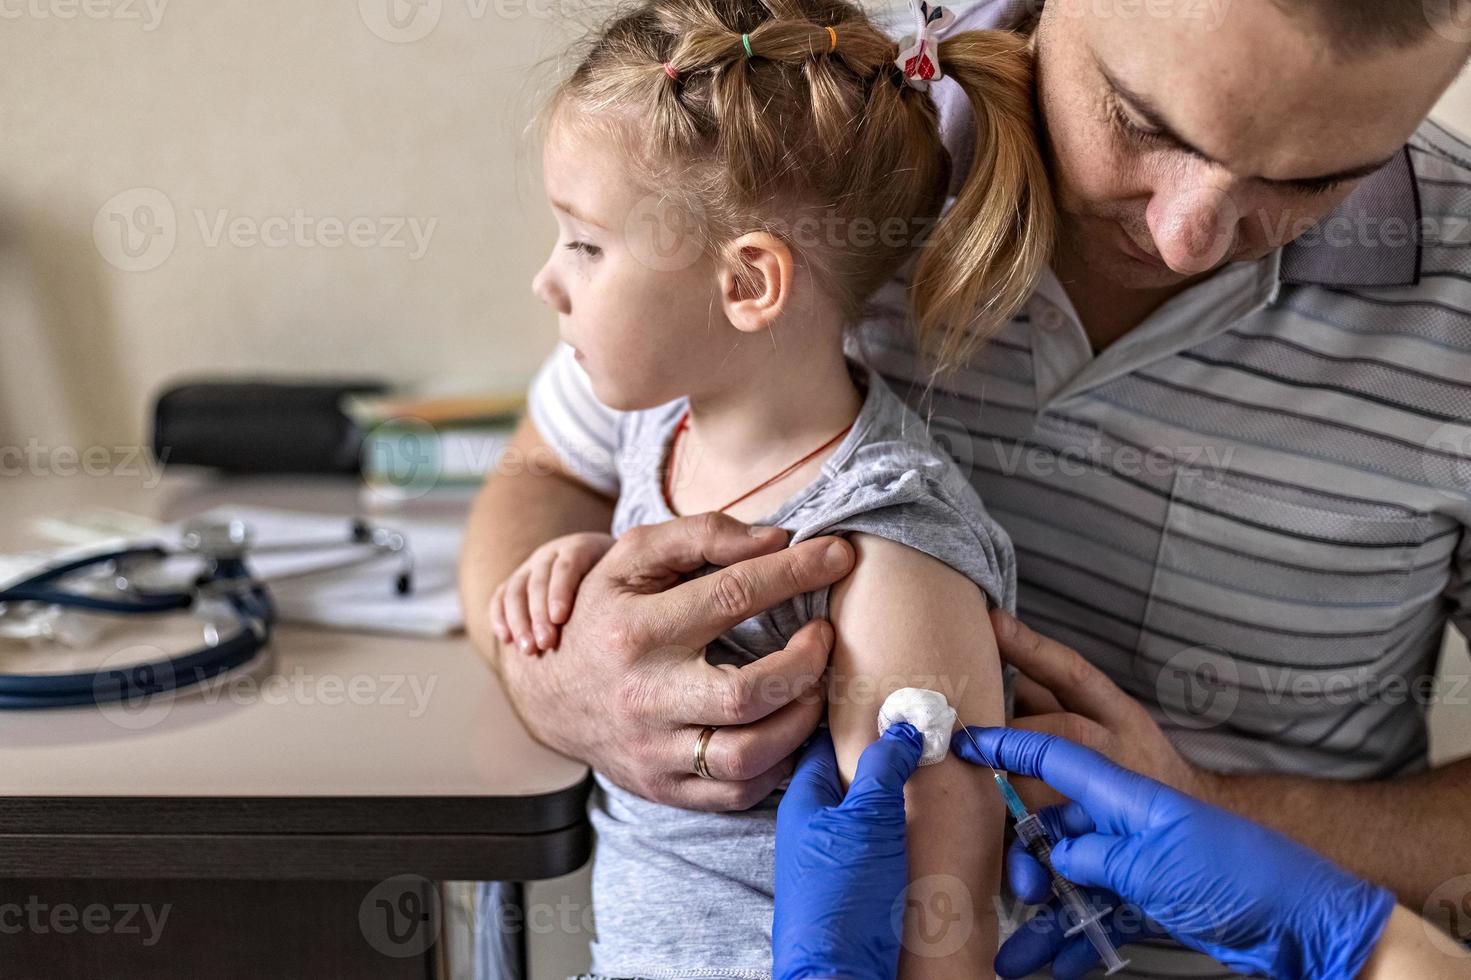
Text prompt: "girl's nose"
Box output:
[[532, 261, 571, 315]]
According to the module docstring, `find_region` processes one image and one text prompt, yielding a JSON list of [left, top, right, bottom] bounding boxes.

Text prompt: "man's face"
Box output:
[[1034, 0, 1469, 289]]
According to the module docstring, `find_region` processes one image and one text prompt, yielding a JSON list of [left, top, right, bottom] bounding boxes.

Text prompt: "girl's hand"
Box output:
[[490, 532, 616, 654]]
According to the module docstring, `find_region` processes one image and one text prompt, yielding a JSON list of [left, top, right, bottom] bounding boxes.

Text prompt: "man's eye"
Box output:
[[1292, 177, 1349, 198], [1106, 95, 1349, 199], [1109, 100, 1165, 146], [565, 241, 602, 258]]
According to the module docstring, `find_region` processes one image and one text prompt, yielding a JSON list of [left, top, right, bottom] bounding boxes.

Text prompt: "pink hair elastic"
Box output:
[[664, 62, 680, 81]]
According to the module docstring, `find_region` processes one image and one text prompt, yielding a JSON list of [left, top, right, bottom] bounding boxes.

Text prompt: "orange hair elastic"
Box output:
[[826, 26, 838, 53]]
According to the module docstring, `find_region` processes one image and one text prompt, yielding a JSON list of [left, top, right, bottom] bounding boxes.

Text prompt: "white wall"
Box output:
[[0, 3, 588, 452]]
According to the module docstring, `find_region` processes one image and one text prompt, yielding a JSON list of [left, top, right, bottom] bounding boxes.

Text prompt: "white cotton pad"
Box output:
[[877, 687, 957, 766]]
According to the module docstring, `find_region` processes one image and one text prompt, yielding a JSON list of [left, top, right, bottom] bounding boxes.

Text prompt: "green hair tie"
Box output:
[[742, 33, 754, 58]]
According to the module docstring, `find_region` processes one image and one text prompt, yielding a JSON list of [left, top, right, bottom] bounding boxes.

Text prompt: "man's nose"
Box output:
[[1148, 182, 1240, 276], [532, 262, 571, 315]]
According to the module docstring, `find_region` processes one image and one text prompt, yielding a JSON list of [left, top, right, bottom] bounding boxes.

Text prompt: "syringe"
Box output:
[[959, 727, 1131, 976]]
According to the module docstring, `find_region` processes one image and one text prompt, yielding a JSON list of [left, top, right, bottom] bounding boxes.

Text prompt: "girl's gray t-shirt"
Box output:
[[589, 363, 1015, 980]]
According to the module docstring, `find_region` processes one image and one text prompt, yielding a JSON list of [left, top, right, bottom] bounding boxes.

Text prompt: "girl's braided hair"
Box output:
[[552, 0, 1054, 370]]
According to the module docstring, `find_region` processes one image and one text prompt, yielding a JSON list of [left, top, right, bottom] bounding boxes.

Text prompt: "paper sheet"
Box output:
[[161, 505, 466, 637]]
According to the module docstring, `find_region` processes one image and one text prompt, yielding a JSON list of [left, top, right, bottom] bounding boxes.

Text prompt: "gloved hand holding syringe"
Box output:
[[965, 725, 1130, 974]]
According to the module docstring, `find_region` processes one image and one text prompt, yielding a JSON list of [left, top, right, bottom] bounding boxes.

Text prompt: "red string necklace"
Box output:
[[662, 409, 855, 515]]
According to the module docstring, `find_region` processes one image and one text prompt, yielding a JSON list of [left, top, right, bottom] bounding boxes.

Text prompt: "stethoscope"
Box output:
[[0, 517, 414, 709]]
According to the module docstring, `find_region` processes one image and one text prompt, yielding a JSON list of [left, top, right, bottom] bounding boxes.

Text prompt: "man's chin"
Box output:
[[1109, 257, 1198, 290], [1073, 240, 1203, 291], [1061, 215, 1206, 291]]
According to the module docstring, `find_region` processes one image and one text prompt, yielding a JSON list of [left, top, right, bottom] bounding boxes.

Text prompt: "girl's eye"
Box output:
[[565, 241, 602, 259]]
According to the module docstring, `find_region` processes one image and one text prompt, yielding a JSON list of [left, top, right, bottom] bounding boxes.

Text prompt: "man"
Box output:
[[461, 0, 1471, 974]]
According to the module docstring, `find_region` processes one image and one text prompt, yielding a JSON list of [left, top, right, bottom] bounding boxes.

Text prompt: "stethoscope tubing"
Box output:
[[0, 548, 275, 708], [0, 546, 197, 614]]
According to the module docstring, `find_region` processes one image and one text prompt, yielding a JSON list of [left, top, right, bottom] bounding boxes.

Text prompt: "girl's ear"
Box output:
[[719, 232, 794, 334]]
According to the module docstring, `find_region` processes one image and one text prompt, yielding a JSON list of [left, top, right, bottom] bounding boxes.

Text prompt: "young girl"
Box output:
[[491, 0, 1053, 974]]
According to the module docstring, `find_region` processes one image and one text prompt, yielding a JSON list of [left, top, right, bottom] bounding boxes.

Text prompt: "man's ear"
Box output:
[[719, 232, 794, 334]]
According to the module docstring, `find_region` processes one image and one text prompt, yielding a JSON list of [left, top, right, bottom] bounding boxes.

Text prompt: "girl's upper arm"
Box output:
[[826, 531, 1005, 780], [826, 531, 1007, 978]]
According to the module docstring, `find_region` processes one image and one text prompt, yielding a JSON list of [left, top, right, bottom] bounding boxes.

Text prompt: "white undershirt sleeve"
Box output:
[[525, 343, 623, 498]]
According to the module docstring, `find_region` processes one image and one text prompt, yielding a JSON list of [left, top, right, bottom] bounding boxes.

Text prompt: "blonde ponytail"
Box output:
[[912, 30, 1054, 372], [556, 4, 1052, 375]]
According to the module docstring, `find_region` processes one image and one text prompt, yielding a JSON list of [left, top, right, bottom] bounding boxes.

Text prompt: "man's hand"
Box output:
[[494, 512, 855, 812], [990, 609, 1213, 810]]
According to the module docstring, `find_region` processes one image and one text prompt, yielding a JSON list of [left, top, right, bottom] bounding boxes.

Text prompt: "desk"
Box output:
[[0, 471, 592, 978]]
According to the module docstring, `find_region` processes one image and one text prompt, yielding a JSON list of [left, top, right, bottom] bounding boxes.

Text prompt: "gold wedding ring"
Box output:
[[693, 725, 718, 779]]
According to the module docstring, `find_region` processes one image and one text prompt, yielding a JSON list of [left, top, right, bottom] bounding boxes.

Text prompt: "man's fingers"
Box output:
[[600, 512, 794, 587], [664, 538, 855, 649], [669, 752, 799, 813], [672, 619, 831, 726], [990, 609, 1134, 728], [1012, 773, 1068, 813], [1013, 673, 1064, 717], [1011, 712, 1114, 755], [697, 685, 827, 782]]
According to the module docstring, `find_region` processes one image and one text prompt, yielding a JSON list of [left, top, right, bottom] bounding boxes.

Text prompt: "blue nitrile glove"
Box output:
[[952, 726, 1397, 980], [773, 723, 924, 980]]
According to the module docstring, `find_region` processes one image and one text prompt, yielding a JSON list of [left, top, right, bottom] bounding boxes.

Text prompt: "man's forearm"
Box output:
[[458, 417, 614, 673], [1200, 757, 1471, 914]]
